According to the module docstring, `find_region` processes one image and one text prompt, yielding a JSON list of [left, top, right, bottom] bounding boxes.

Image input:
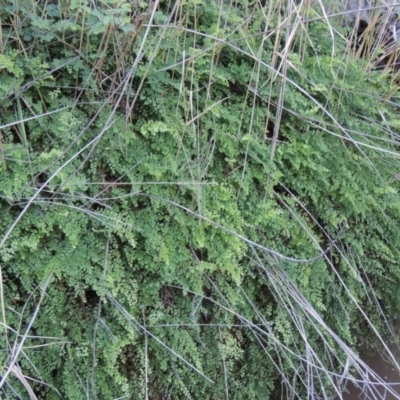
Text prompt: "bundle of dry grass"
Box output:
[[317, 0, 400, 70]]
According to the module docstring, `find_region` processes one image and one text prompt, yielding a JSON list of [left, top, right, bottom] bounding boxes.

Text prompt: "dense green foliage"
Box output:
[[1, 0, 400, 398]]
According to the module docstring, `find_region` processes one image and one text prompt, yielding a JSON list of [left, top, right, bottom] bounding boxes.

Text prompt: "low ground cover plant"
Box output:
[[1, 0, 400, 398]]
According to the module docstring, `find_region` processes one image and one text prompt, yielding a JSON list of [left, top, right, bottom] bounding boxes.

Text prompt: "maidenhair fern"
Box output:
[[1, 0, 400, 399]]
